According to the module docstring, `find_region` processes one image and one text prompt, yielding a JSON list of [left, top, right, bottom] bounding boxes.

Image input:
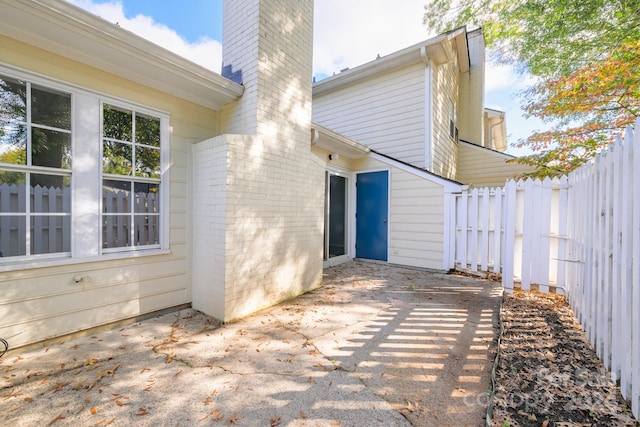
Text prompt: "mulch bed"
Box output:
[[492, 290, 638, 427]]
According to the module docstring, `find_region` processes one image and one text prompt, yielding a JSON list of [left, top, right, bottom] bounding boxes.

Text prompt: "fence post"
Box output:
[[556, 176, 569, 293], [459, 189, 468, 270], [502, 180, 516, 292]]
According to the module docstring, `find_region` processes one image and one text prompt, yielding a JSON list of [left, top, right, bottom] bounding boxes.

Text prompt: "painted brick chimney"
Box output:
[[191, 0, 324, 321]]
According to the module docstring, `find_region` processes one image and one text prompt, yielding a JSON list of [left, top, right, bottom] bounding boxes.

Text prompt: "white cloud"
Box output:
[[68, 0, 222, 72], [313, 0, 434, 77], [485, 60, 536, 93]]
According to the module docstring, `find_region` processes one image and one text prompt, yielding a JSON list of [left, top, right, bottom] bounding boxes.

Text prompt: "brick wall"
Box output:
[[192, 0, 324, 321]]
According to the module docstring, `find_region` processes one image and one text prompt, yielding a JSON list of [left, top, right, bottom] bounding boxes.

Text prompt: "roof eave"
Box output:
[[0, 0, 244, 110], [313, 28, 471, 96], [311, 122, 371, 159]]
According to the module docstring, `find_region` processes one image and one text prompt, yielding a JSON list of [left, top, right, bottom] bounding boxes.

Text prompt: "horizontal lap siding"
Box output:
[[0, 38, 217, 348], [313, 64, 426, 167], [389, 168, 445, 270], [431, 62, 458, 180], [456, 142, 535, 187]]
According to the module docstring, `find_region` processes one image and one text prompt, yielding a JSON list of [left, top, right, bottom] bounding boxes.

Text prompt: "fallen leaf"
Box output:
[[270, 416, 281, 426], [228, 412, 243, 424], [136, 407, 149, 416], [49, 414, 65, 425], [91, 407, 97, 415], [201, 409, 225, 421], [300, 411, 306, 418], [331, 422, 341, 426], [4, 390, 23, 399], [24, 397, 33, 402], [115, 399, 124, 406], [53, 382, 70, 392]]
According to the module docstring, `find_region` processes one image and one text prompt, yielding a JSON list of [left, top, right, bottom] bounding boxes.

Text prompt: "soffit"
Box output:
[[311, 123, 370, 159], [0, 0, 244, 110]]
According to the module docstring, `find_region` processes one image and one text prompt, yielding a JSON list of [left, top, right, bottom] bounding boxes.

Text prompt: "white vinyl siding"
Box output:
[[0, 38, 217, 348], [431, 61, 459, 180], [456, 141, 535, 187], [313, 64, 426, 167], [389, 168, 445, 269]]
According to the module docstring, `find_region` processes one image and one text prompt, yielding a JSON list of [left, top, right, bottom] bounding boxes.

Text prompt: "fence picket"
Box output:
[[537, 178, 552, 293], [502, 180, 516, 292], [469, 188, 479, 271], [458, 191, 468, 269], [556, 176, 569, 293], [611, 136, 624, 382], [602, 146, 614, 368], [631, 118, 640, 417], [480, 187, 490, 271], [492, 187, 502, 273]]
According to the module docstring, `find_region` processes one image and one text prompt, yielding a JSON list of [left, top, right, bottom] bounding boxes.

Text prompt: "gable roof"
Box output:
[[313, 27, 470, 96], [311, 123, 462, 192], [0, 0, 244, 110]]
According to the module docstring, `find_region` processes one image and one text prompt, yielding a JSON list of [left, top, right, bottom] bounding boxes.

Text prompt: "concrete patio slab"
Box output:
[[0, 261, 501, 426]]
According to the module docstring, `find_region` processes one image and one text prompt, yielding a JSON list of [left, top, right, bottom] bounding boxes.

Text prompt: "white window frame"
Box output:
[[0, 64, 170, 272], [100, 100, 165, 253], [0, 72, 74, 261]]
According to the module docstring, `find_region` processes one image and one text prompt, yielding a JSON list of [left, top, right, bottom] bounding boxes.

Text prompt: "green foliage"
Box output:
[[424, 0, 640, 177], [424, 0, 640, 78], [102, 105, 160, 179], [513, 41, 640, 177]]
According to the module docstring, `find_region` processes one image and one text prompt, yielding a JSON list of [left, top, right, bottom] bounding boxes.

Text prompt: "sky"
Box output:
[[68, 0, 546, 156]]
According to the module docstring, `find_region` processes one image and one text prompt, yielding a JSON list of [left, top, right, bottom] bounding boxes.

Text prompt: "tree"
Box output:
[[424, 0, 640, 78], [424, 0, 640, 176], [514, 41, 640, 177]]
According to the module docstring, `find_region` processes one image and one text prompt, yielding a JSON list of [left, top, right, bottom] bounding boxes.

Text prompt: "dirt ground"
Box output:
[[492, 290, 638, 427]]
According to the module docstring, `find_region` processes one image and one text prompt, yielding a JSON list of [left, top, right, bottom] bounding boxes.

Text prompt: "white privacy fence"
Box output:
[[0, 183, 71, 256], [0, 183, 158, 255], [450, 119, 640, 418], [102, 188, 159, 248]]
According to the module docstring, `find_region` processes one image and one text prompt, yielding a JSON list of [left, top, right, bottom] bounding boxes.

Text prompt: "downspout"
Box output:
[[421, 46, 433, 171]]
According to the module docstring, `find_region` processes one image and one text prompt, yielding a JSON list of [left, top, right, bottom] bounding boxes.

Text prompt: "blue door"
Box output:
[[356, 171, 388, 261]]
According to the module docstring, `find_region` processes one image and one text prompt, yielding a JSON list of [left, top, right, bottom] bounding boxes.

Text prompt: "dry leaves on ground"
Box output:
[[492, 291, 637, 427]]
